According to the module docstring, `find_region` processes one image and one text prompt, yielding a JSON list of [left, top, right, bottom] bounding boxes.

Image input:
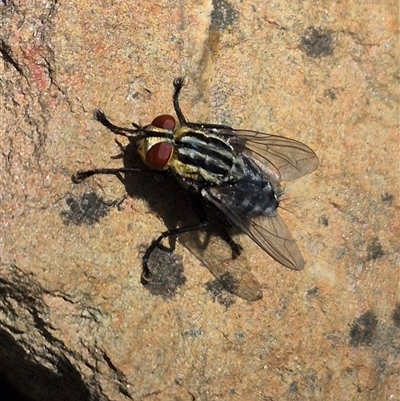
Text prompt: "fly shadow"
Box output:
[[69, 135, 262, 302], [118, 138, 263, 301]]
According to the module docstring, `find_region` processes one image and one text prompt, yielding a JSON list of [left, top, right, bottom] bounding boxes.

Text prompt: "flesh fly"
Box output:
[[73, 78, 319, 301]]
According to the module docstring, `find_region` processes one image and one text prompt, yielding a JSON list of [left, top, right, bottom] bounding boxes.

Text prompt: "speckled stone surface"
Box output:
[[0, 1, 398, 400]]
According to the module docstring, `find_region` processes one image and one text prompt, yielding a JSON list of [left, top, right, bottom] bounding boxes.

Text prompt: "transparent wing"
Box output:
[[205, 187, 306, 270], [215, 128, 319, 182]]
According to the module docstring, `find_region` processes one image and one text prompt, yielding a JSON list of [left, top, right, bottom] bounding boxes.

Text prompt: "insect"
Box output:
[[73, 77, 319, 300]]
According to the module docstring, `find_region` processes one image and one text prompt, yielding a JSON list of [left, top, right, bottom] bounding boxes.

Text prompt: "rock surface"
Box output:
[[1, 1, 398, 400]]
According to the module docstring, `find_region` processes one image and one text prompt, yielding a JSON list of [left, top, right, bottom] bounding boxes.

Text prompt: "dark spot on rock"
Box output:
[[349, 311, 378, 347], [61, 192, 112, 226], [305, 375, 318, 390], [219, 271, 240, 293], [367, 237, 384, 261], [318, 216, 329, 226], [289, 381, 298, 393], [300, 27, 334, 58], [234, 331, 245, 340], [330, 201, 341, 209], [205, 279, 235, 308], [182, 328, 205, 338], [392, 303, 400, 328], [381, 192, 393, 205], [324, 88, 337, 100], [145, 247, 186, 299], [306, 286, 319, 297], [337, 248, 347, 259], [211, 0, 239, 31]]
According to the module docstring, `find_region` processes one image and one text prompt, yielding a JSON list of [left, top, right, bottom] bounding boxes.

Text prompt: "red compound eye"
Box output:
[[151, 114, 176, 130], [145, 142, 173, 170]]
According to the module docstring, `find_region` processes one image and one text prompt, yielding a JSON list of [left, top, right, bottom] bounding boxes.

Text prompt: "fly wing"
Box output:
[[205, 186, 306, 270], [215, 128, 319, 182]]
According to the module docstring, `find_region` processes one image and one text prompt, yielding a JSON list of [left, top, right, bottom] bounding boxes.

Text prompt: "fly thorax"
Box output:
[[175, 132, 246, 184]]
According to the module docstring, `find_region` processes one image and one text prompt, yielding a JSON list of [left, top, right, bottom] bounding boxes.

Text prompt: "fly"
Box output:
[[73, 77, 319, 300]]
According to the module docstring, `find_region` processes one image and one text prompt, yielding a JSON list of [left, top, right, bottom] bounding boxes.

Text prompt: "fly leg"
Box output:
[[173, 77, 188, 125], [172, 78, 233, 130], [219, 226, 243, 259], [142, 194, 243, 283], [94, 109, 141, 137], [72, 167, 146, 183], [142, 194, 209, 282], [73, 110, 149, 183]]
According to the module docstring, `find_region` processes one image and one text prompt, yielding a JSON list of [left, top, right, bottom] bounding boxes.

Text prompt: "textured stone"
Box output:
[[1, 1, 398, 400]]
